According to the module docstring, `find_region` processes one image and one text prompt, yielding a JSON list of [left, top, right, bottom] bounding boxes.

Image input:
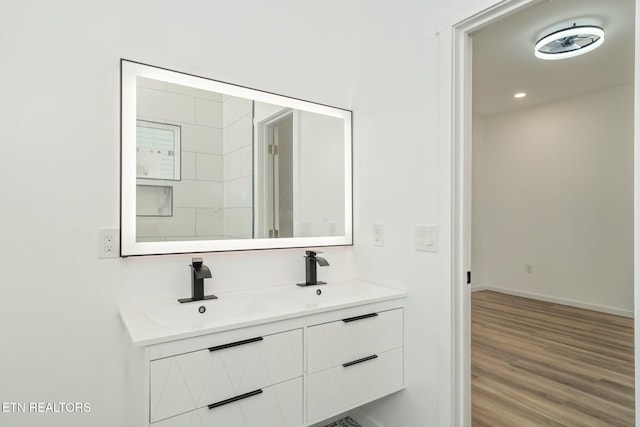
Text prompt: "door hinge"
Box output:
[[467, 271, 471, 284], [268, 144, 279, 155]]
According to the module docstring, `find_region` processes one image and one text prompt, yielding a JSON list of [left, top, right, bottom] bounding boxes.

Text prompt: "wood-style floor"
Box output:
[[472, 291, 635, 427]]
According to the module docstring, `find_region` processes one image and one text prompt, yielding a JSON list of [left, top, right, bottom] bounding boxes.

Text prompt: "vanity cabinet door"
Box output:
[[151, 377, 303, 427], [306, 347, 403, 422], [150, 329, 302, 423], [306, 308, 403, 374]]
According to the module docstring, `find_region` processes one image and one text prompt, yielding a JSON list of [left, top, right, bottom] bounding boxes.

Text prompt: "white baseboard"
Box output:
[[471, 284, 491, 292], [471, 284, 634, 318]]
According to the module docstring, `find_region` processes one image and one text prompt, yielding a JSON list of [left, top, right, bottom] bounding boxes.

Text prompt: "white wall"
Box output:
[[0, 0, 467, 426], [349, 1, 459, 425], [472, 84, 634, 315]]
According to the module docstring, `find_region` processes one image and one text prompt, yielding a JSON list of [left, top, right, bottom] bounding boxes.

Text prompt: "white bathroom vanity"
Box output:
[[120, 281, 406, 427]]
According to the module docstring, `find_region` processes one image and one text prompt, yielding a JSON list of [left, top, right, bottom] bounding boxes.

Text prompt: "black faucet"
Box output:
[[178, 257, 217, 303], [297, 250, 330, 287]]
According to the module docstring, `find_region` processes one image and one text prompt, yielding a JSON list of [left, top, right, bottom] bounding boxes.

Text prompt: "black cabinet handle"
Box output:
[[342, 312, 378, 323], [342, 354, 378, 367], [208, 337, 263, 352], [208, 389, 263, 410]]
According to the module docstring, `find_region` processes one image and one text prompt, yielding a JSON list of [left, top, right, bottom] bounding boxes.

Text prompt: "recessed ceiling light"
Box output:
[[535, 24, 604, 60], [514, 92, 527, 99]]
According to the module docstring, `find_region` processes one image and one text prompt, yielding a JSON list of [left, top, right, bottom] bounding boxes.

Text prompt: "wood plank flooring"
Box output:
[[472, 291, 635, 426]]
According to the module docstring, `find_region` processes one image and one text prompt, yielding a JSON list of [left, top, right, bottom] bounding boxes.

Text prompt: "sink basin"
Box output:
[[143, 295, 255, 328], [119, 280, 407, 346], [142, 283, 393, 328], [285, 284, 362, 307]]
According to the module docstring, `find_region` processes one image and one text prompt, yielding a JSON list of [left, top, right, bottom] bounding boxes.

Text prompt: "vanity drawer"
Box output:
[[150, 329, 302, 423], [151, 377, 303, 427], [306, 347, 403, 422], [306, 308, 403, 374]]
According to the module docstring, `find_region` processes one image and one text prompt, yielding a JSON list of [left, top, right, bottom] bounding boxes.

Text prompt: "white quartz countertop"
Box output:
[[119, 280, 406, 347]]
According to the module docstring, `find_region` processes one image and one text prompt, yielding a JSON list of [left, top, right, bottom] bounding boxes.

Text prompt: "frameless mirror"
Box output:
[[120, 60, 352, 256]]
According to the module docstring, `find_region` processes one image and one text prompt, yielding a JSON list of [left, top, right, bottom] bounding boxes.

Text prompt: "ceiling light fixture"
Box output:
[[535, 24, 604, 60], [514, 92, 527, 99]]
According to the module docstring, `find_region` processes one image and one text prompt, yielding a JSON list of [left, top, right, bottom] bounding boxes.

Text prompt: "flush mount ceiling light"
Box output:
[[535, 24, 604, 60], [514, 92, 527, 99]]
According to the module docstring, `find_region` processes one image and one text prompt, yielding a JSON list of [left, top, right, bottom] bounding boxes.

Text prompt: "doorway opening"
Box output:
[[438, 0, 638, 425], [256, 109, 295, 239]]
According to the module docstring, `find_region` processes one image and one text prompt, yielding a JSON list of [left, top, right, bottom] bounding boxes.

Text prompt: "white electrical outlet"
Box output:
[[372, 224, 384, 247], [98, 228, 120, 258]]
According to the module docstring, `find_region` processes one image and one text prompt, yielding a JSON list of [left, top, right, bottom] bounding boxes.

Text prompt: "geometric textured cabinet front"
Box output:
[[150, 329, 303, 423], [151, 377, 303, 427]]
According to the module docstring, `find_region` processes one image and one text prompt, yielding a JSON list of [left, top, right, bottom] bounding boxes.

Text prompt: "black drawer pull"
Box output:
[[342, 354, 378, 367], [208, 389, 263, 410], [342, 312, 378, 323], [208, 336, 263, 352]]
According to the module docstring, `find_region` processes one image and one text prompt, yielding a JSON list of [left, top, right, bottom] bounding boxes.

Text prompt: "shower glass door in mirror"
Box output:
[[121, 60, 352, 256]]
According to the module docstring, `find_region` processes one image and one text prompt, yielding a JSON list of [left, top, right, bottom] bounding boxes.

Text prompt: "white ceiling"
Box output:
[[472, 0, 635, 116]]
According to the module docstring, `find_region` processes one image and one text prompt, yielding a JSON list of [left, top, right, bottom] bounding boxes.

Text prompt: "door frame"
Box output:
[[253, 108, 299, 238], [436, 0, 639, 425]]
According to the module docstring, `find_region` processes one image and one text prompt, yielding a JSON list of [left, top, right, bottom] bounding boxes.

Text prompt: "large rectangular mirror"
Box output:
[[120, 60, 352, 256]]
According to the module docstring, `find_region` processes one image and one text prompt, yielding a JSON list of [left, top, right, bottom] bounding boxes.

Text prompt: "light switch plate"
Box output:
[[416, 225, 438, 252], [372, 224, 384, 247]]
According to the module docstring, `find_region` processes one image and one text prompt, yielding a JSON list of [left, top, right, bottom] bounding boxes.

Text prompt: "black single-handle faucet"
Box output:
[[297, 250, 330, 287], [178, 257, 218, 303]]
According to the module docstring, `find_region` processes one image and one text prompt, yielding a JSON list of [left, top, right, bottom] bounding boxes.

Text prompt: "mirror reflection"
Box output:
[[120, 60, 352, 255]]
